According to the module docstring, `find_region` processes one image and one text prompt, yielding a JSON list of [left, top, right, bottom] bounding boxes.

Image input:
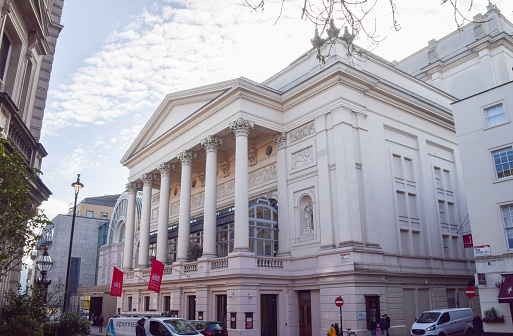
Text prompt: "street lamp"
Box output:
[[63, 174, 84, 312], [35, 246, 53, 303]]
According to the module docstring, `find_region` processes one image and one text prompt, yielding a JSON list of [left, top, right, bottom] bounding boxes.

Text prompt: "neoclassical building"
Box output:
[[116, 37, 475, 336]]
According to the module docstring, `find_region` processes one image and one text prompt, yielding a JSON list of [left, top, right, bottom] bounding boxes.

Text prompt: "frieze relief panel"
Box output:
[[152, 193, 160, 204], [292, 146, 314, 170], [171, 202, 180, 216], [217, 180, 235, 199], [248, 163, 277, 187], [191, 192, 205, 209], [289, 123, 315, 144]]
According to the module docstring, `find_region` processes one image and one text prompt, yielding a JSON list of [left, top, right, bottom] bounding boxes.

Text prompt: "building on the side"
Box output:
[[397, 3, 513, 99], [68, 194, 121, 220], [0, 0, 64, 310], [452, 81, 513, 334], [112, 34, 476, 336]]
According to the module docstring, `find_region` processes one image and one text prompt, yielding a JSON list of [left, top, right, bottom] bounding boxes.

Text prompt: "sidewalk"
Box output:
[[89, 325, 105, 335]]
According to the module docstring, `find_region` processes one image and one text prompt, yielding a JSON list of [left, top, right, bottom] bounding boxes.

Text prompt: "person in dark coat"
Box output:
[[98, 315, 105, 332], [380, 315, 389, 336], [334, 323, 340, 336], [369, 317, 378, 336], [136, 318, 146, 336], [473, 313, 483, 336]]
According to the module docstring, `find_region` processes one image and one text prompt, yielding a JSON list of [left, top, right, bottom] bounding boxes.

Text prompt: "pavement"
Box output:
[[89, 325, 106, 335]]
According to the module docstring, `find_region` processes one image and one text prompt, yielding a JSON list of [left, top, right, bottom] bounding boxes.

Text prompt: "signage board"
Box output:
[[474, 245, 491, 257]]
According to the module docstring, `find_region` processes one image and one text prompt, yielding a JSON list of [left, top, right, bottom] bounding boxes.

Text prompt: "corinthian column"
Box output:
[[138, 173, 154, 268], [201, 135, 222, 259], [230, 117, 254, 252], [123, 182, 138, 270], [176, 150, 197, 262], [156, 163, 173, 263]]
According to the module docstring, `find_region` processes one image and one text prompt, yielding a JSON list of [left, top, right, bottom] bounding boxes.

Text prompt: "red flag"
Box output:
[[110, 267, 123, 297], [148, 259, 164, 293]]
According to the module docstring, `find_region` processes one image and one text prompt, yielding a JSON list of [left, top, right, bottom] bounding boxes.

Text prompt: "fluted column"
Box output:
[[156, 163, 173, 263], [274, 133, 290, 255], [123, 182, 138, 270], [201, 135, 222, 259], [230, 117, 254, 252], [176, 150, 197, 262], [138, 173, 154, 268]]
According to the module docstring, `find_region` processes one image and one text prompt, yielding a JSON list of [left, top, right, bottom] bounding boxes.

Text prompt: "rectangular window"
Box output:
[[439, 201, 446, 223], [502, 204, 513, 249], [0, 34, 11, 80], [452, 236, 460, 259], [164, 296, 171, 312], [396, 191, 407, 217], [401, 230, 410, 255], [404, 158, 414, 182], [100, 212, 108, 219], [86, 210, 94, 218], [493, 147, 513, 179], [393, 155, 403, 179], [128, 297, 133, 311], [434, 167, 442, 189], [443, 235, 450, 258], [485, 104, 506, 127], [144, 296, 150, 311]]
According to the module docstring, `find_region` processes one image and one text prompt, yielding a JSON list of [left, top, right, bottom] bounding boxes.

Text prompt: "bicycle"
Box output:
[[341, 328, 357, 336]]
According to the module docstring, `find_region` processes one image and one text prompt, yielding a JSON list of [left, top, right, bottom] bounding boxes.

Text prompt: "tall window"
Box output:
[[148, 243, 156, 264], [248, 199, 278, 256], [503, 204, 513, 250], [216, 223, 234, 257], [168, 237, 177, 264], [485, 104, 506, 127], [493, 147, 513, 179], [0, 34, 11, 81]]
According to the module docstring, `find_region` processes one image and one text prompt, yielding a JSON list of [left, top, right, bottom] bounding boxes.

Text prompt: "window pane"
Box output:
[[507, 228, 513, 250], [493, 147, 513, 179], [485, 104, 506, 127], [503, 205, 513, 228]]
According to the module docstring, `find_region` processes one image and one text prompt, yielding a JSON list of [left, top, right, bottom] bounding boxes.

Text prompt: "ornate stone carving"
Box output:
[[248, 149, 257, 166], [126, 182, 138, 193], [292, 147, 314, 169], [220, 161, 230, 177], [151, 193, 160, 204], [171, 202, 180, 216], [141, 173, 154, 186], [274, 132, 287, 150], [229, 117, 254, 137], [177, 150, 197, 166], [248, 163, 277, 187], [151, 209, 159, 220], [217, 180, 235, 199], [199, 173, 205, 187], [191, 192, 205, 209], [158, 162, 174, 177], [201, 135, 222, 152], [289, 123, 315, 144]]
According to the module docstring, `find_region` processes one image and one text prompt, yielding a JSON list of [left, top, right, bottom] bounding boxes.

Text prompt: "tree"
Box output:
[[246, 0, 475, 61], [0, 129, 51, 280]]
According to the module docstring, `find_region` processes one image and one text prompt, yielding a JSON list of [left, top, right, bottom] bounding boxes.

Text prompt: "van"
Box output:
[[106, 316, 202, 336], [410, 308, 473, 336]]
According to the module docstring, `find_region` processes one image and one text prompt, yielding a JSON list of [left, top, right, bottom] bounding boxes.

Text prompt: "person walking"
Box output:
[[329, 324, 337, 336], [369, 317, 378, 336], [384, 314, 391, 328], [98, 315, 105, 332], [380, 315, 389, 336], [334, 322, 340, 336], [473, 313, 483, 336], [136, 318, 146, 336]]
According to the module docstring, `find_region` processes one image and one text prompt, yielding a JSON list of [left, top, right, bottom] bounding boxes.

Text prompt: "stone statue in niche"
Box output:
[[303, 202, 314, 235]]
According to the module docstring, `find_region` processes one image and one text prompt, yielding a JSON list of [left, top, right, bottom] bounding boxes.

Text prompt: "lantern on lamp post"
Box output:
[[35, 246, 53, 303]]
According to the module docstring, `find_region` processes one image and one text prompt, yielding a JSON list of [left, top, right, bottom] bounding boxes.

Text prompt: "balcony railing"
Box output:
[[257, 257, 283, 269], [211, 258, 229, 270]]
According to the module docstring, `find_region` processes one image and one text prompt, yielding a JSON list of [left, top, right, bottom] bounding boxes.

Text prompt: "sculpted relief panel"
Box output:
[[289, 123, 315, 144], [249, 163, 277, 187], [292, 147, 314, 169]]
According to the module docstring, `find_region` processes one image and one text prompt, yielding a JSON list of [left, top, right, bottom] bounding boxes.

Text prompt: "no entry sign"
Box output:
[[335, 297, 344, 307], [465, 286, 476, 298]]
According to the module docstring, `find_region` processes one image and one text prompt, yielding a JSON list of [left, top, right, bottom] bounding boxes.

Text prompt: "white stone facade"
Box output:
[[114, 39, 476, 336]]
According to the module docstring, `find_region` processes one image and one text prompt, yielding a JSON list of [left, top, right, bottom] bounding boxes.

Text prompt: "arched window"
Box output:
[[249, 199, 278, 256]]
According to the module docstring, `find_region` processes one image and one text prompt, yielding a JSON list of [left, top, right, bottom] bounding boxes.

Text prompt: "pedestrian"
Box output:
[[380, 314, 389, 336], [136, 318, 146, 336], [90, 314, 95, 326], [369, 317, 377, 336], [384, 314, 391, 328], [329, 324, 337, 336], [93, 314, 98, 326], [473, 313, 483, 336], [334, 322, 340, 336], [98, 315, 105, 332]]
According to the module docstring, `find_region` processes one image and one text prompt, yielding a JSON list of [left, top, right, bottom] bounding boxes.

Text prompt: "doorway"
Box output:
[[187, 296, 196, 320], [261, 294, 278, 336], [216, 295, 227, 326], [298, 291, 312, 336]]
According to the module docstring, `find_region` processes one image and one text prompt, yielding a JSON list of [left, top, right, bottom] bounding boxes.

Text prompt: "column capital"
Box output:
[[158, 162, 174, 177], [274, 132, 287, 150], [201, 135, 223, 152], [126, 182, 138, 193], [141, 173, 154, 186], [230, 117, 254, 137], [178, 150, 197, 166]]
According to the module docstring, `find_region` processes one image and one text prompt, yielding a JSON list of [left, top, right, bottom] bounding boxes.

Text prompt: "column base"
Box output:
[[198, 253, 216, 261]]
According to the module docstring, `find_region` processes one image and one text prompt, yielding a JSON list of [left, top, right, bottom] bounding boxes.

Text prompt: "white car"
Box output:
[[410, 308, 473, 336]]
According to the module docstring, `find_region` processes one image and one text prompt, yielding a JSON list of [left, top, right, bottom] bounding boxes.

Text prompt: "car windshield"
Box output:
[[207, 323, 222, 330], [416, 312, 441, 323], [164, 319, 198, 335]]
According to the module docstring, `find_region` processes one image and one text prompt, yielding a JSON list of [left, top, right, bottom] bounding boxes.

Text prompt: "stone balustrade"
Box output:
[[211, 258, 229, 270]]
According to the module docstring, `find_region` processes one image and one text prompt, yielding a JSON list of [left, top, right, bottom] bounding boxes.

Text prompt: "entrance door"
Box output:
[[261, 294, 277, 336], [298, 291, 312, 336], [216, 295, 227, 326], [187, 296, 196, 320]]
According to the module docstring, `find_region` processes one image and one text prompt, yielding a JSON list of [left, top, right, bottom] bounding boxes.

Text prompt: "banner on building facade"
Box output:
[[462, 234, 473, 248], [148, 259, 164, 293], [110, 267, 123, 297]]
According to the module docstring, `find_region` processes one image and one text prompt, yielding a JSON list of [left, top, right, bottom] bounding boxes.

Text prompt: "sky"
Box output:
[[39, 0, 513, 220]]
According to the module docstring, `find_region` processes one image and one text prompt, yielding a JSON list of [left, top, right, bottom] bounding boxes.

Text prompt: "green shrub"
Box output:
[[0, 315, 44, 336], [44, 311, 90, 336]]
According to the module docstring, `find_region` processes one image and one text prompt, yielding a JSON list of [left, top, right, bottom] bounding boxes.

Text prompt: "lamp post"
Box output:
[[63, 174, 84, 312], [35, 246, 53, 304]]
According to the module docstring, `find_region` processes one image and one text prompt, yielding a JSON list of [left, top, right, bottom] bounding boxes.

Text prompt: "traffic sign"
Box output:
[[335, 297, 344, 307], [465, 286, 476, 298]]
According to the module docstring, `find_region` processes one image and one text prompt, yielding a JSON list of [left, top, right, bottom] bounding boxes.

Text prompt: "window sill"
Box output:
[[484, 120, 510, 131], [493, 176, 513, 184]]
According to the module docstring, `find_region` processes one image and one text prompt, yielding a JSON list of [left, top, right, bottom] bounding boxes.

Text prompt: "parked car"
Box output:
[[410, 308, 473, 336], [188, 321, 228, 336]]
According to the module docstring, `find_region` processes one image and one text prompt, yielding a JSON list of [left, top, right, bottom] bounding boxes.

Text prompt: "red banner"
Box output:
[[463, 234, 473, 248], [148, 259, 164, 293], [110, 267, 123, 297]]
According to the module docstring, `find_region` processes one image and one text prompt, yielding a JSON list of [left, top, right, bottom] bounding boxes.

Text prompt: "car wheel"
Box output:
[[466, 329, 474, 336]]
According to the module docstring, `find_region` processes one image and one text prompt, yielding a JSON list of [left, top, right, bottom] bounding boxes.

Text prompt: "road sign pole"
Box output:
[[340, 304, 343, 334]]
